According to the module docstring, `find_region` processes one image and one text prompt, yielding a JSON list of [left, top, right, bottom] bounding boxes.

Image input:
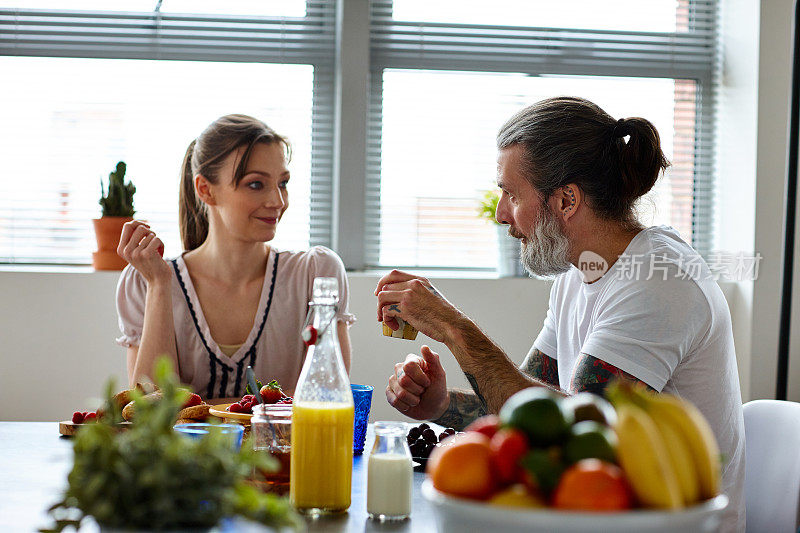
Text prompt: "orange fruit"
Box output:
[[427, 432, 495, 499], [552, 459, 633, 511]]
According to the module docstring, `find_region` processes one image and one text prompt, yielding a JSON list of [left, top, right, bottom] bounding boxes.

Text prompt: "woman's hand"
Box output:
[[375, 270, 462, 344], [117, 220, 170, 285]]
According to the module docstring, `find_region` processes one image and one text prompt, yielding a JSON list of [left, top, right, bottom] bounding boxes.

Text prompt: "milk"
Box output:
[[367, 453, 413, 518]]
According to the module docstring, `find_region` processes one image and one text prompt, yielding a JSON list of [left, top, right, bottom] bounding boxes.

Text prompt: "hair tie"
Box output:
[[612, 118, 628, 138]]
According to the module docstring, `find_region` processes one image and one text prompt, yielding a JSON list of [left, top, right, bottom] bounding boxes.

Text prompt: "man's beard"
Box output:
[[510, 207, 572, 277]]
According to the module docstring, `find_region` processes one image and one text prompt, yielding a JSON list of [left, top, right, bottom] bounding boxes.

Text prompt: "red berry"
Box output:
[[72, 411, 84, 424], [183, 393, 202, 409], [260, 380, 284, 404], [242, 394, 255, 402], [228, 403, 244, 413], [465, 415, 501, 439], [83, 412, 97, 423]]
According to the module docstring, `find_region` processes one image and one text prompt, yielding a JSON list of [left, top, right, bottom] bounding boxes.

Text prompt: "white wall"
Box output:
[[0, 270, 746, 422]]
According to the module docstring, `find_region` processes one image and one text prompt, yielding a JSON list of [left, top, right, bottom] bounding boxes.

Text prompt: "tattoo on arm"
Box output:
[[520, 348, 559, 388], [570, 353, 656, 395], [431, 388, 487, 431], [464, 372, 488, 412]]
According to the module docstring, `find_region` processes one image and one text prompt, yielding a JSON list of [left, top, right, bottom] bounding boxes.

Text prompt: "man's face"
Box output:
[[496, 145, 572, 276]]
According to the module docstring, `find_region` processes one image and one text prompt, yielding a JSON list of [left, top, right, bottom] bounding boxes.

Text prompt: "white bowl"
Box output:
[[421, 480, 728, 533]]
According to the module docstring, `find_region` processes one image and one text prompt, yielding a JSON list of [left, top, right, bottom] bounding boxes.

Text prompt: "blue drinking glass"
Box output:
[[351, 384, 374, 455], [173, 422, 244, 452]]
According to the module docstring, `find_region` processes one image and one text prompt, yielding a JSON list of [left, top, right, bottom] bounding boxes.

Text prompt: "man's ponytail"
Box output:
[[614, 117, 670, 209], [178, 139, 208, 251]]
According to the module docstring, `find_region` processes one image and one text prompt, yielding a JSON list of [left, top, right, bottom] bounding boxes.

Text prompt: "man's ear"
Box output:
[[555, 184, 581, 220], [194, 174, 216, 206]]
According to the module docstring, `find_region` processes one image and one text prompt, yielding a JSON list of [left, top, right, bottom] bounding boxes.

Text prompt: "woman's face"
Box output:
[[206, 141, 290, 244]]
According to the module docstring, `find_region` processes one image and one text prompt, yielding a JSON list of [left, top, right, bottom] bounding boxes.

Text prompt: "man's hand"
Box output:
[[375, 270, 461, 344], [386, 346, 449, 420]]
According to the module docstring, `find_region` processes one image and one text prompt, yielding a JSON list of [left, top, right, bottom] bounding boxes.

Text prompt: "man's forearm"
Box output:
[[444, 316, 565, 414], [431, 388, 486, 431]]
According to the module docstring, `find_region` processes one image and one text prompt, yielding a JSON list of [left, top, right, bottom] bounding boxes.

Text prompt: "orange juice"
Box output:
[[290, 401, 354, 513]]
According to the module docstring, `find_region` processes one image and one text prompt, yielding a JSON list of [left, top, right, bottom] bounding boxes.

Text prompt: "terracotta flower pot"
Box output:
[[92, 216, 132, 271]]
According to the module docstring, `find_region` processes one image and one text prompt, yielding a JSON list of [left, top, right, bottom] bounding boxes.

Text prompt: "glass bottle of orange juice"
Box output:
[[290, 277, 354, 514]]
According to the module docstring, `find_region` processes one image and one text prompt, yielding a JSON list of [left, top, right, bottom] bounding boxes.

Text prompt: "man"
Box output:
[[376, 97, 744, 531]]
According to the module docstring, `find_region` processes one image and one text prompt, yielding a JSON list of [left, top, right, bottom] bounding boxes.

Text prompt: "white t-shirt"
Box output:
[[532, 226, 745, 532]]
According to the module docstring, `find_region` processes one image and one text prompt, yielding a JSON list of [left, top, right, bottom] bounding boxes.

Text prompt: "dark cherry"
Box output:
[[407, 426, 421, 440], [422, 428, 438, 444], [409, 441, 426, 457]]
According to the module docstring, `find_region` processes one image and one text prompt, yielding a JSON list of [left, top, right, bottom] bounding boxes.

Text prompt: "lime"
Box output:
[[500, 388, 573, 446], [565, 392, 617, 427], [519, 447, 565, 494], [563, 421, 618, 464]]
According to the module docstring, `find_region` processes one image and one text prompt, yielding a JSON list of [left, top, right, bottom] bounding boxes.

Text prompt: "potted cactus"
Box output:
[[92, 161, 135, 270]]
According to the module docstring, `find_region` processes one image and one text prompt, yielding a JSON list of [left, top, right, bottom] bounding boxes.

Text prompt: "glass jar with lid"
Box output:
[[367, 421, 413, 521]]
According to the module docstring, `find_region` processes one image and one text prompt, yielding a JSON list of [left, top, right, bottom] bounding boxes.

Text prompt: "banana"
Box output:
[[648, 412, 700, 505], [638, 392, 721, 500], [613, 403, 684, 509]]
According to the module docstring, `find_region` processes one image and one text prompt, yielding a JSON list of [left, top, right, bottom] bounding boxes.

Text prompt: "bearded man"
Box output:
[[376, 97, 744, 532]]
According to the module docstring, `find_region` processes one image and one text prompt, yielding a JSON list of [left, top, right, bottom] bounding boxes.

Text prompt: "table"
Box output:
[[0, 422, 437, 532]]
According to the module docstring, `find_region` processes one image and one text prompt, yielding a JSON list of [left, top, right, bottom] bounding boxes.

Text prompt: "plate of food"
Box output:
[[60, 384, 211, 436], [208, 380, 293, 422], [405, 422, 458, 469]]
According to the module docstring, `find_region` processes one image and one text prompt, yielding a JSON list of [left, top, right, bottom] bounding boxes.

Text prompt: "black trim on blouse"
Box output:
[[172, 253, 280, 399]]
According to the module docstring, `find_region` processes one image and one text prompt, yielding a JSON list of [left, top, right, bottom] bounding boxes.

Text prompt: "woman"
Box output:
[[115, 114, 354, 399]]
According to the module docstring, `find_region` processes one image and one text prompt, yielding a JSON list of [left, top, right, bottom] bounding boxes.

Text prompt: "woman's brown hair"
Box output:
[[179, 114, 291, 251], [496, 96, 670, 228]]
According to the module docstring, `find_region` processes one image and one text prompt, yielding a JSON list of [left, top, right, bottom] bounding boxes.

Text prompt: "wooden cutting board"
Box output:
[[58, 420, 131, 436]]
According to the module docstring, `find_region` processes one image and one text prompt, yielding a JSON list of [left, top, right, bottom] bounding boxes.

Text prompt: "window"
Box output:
[[0, 0, 719, 271], [367, 0, 717, 270], [0, 1, 333, 264]]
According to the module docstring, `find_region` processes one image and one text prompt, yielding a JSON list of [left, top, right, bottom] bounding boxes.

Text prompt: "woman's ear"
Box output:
[[194, 174, 216, 206]]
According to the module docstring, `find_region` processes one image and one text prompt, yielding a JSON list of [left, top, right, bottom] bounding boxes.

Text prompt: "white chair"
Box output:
[[743, 399, 800, 532]]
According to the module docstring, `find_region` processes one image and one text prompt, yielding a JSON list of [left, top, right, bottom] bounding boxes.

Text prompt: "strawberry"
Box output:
[[242, 394, 255, 402], [260, 380, 284, 404], [72, 411, 85, 424], [228, 403, 245, 413], [83, 412, 97, 423], [465, 415, 501, 439], [183, 393, 202, 409]]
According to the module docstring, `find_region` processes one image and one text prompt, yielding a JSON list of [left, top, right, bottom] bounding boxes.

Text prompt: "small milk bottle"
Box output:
[[367, 421, 413, 521], [290, 277, 354, 515]]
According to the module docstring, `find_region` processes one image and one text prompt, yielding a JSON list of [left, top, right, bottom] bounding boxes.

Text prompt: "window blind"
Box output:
[[366, 0, 718, 269], [0, 1, 335, 264]]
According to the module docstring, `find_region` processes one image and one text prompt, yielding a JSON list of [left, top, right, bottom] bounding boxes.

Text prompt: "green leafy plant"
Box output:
[[478, 188, 501, 225], [41, 359, 301, 532], [99, 161, 136, 217]]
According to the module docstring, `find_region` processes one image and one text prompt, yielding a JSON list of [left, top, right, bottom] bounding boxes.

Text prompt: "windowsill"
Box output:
[[0, 263, 530, 281]]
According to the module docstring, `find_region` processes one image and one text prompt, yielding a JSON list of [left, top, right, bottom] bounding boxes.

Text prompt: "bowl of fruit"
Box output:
[[422, 383, 729, 533]]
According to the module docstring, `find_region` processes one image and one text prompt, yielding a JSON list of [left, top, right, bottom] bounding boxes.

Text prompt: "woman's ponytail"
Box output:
[[614, 117, 670, 207], [178, 139, 208, 251]]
